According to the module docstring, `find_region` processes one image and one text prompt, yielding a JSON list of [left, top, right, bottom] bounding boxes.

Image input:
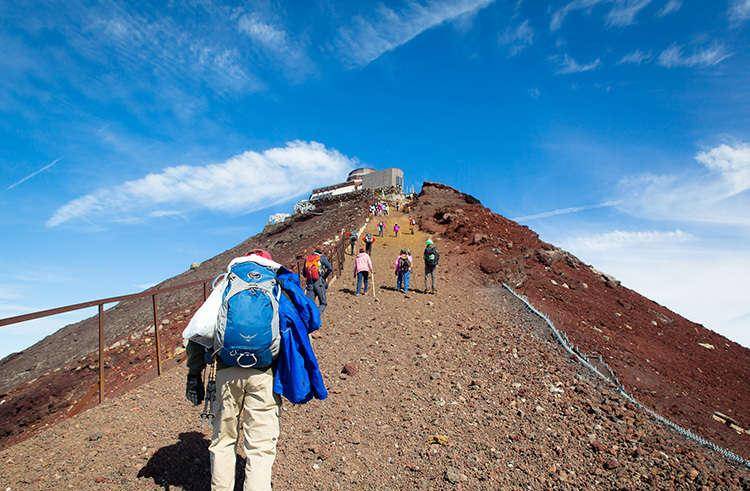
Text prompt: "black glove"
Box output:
[[185, 374, 204, 406]]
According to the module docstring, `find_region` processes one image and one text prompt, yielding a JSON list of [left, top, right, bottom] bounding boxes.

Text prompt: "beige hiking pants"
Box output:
[[209, 366, 281, 491]]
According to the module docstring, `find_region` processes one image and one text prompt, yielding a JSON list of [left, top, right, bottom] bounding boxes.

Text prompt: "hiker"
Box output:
[[183, 249, 327, 491], [354, 247, 374, 296], [394, 248, 412, 294], [348, 230, 358, 255], [393, 223, 400, 237], [362, 232, 375, 255], [377, 221, 385, 237], [423, 239, 440, 294], [303, 248, 332, 315], [410, 217, 416, 235]]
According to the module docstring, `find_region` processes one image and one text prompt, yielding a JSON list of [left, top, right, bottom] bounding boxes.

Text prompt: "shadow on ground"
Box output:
[[138, 432, 246, 490]]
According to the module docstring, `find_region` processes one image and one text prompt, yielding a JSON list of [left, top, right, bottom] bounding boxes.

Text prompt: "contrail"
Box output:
[[512, 200, 621, 221], [6, 158, 62, 190]]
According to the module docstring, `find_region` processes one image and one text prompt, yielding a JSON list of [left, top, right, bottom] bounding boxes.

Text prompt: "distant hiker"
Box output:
[[354, 248, 374, 296], [183, 249, 327, 491], [423, 239, 440, 294], [348, 230, 358, 255], [362, 232, 375, 255], [410, 217, 416, 235], [393, 223, 400, 237], [394, 248, 413, 294], [377, 221, 385, 237], [303, 248, 332, 315]]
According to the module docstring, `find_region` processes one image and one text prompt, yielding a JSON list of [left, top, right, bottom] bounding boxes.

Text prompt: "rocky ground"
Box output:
[[1, 213, 748, 490]]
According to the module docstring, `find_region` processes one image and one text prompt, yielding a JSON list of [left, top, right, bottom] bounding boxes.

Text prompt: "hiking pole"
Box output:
[[200, 358, 217, 426]]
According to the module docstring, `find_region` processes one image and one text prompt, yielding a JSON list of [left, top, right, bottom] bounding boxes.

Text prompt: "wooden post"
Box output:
[[203, 281, 208, 301], [152, 294, 161, 376], [98, 303, 104, 404]]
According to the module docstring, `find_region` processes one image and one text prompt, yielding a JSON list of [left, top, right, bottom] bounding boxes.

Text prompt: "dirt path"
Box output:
[[1, 213, 748, 490]]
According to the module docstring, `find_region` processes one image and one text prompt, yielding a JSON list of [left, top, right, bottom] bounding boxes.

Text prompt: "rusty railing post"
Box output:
[[152, 294, 161, 376], [98, 303, 104, 404], [202, 281, 207, 301]]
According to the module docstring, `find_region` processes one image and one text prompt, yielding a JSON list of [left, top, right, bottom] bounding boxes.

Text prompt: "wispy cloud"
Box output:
[[47, 141, 357, 227], [618, 141, 750, 225], [550, 0, 604, 31], [552, 53, 601, 74], [334, 0, 494, 67], [657, 0, 682, 17], [237, 12, 313, 80], [618, 49, 652, 65], [562, 229, 693, 252], [513, 200, 620, 221], [605, 0, 652, 27], [729, 0, 750, 25], [6, 158, 62, 190], [657, 42, 731, 68], [499, 19, 534, 56]]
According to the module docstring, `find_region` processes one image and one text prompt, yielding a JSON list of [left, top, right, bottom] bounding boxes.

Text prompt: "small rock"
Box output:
[[430, 372, 441, 380], [603, 458, 620, 470], [428, 434, 450, 446], [444, 467, 461, 484], [341, 363, 358, 376], [88, 432, 102, 442], [689, 468, 699, 481]]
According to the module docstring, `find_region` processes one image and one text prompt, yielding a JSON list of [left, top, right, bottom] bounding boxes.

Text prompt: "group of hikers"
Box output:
[[181, 210, 439, 490], [368, 217, 417, 239], [369, 201, 389, 215]]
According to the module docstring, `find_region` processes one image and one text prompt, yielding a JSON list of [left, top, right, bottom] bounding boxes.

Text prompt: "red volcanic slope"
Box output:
[[411, 182, 750, 459]]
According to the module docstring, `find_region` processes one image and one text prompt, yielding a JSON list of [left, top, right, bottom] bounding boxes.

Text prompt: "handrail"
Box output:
[[0, 277, 213, 328]]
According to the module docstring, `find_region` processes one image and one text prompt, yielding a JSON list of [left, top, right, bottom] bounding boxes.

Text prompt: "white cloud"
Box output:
[[528, 87, 541, 99], [499, 19, 534, 56], [237, 13, 313, 79], [550, 0, 604, 31], [562, 229, 693, 252], [657, 43, 731, 68], [618, 49, 652, 65], [334, 0, 494, 67], [657, 0, 682, 17], [605, 0, 652, 27], [47, 141, 357, 227], [729, 0, 750, 24], [553, 53, 601, 74], [695, 143, 750, 195], [618, 141, 750, 226]]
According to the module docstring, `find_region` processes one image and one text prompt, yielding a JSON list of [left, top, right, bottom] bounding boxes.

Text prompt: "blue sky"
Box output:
[[1, 0, 750, 356]]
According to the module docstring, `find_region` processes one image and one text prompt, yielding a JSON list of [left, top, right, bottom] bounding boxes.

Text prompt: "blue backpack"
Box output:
[[214, 261, 281, 369]]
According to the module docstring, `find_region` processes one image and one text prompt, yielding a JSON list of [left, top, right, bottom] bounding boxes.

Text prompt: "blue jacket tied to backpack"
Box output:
[[274, 267, 328, 403]]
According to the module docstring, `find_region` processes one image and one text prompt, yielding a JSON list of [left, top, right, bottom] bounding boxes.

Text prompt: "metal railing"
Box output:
[[0, 276, 213, 404]]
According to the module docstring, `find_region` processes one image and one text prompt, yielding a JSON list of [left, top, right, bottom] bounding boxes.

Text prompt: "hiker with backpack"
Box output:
[[362, 232, 375, 254], [394, 248, 413, 294], [423, 239, 440, 294], [183, 249, 327, 491], [410, 217, 416, 235], [377, 221, 385, 237], [354, 247, 374, 296], [303, 248, 332, 315], [393, 223, 400, 237], [348, 230, 358, 255]]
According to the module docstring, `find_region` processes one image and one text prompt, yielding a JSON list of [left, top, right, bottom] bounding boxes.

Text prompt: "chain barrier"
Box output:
[[501, 283, 750, 470]]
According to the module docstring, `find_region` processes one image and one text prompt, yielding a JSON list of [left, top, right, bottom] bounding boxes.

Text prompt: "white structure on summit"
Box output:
[[309, 167, 404, 201]]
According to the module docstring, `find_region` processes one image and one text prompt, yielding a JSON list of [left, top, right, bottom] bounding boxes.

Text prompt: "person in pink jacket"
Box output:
[[354, 248, 374, 296]]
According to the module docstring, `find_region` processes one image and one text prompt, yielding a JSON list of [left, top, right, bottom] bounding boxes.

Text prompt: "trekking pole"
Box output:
[[200, 358, 217, 426]]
